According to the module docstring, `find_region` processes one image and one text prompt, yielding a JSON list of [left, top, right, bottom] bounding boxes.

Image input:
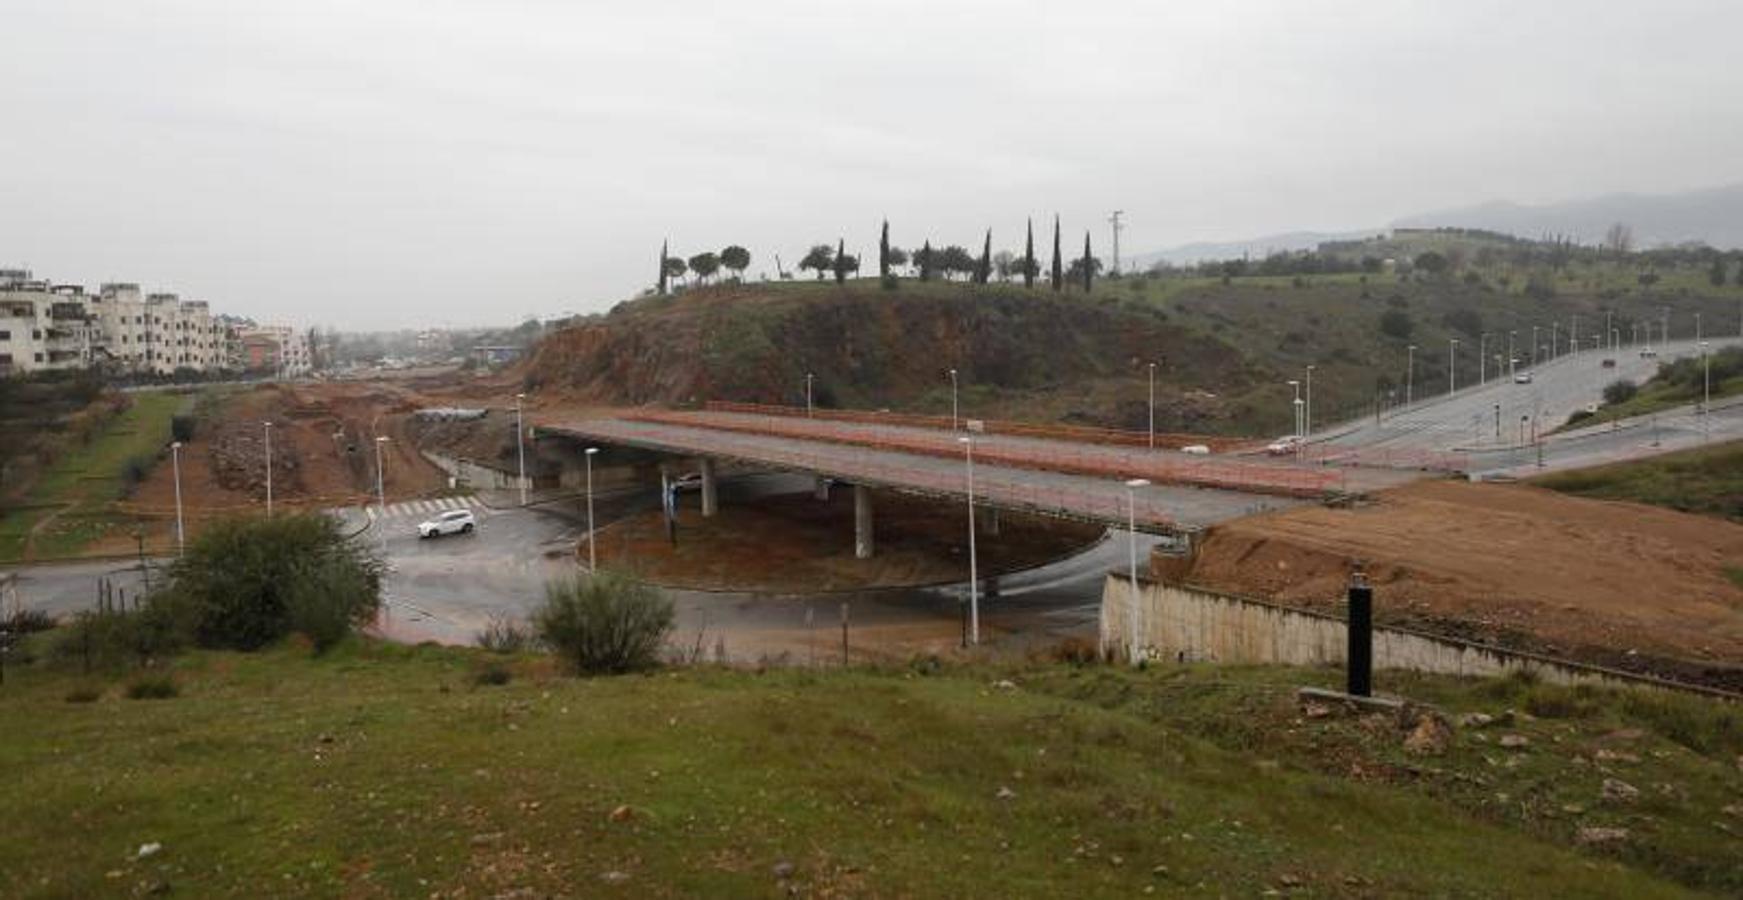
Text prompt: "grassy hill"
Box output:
[[524, 234, 1743, 437], [2, 642, 1739, 896]]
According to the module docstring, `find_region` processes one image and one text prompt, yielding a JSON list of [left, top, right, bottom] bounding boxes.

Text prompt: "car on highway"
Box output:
[[1180, 444, 1211, 455], [1601, 358, 1617, 368], [1639, 348, 1658, 358], [418, 508, 476, 539], [1264, 435, 1301, 455], [1514, 371, 1534, 384], [671, 472, 703, 492]]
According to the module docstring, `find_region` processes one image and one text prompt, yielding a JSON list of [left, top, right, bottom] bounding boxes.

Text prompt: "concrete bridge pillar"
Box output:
[[700, 458, 718, 517], [854, 484, 874, 559], [814, 476, 831, 501]]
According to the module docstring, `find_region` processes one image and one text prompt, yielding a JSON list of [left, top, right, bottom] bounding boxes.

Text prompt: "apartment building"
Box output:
[[1, 267, 270, 379]]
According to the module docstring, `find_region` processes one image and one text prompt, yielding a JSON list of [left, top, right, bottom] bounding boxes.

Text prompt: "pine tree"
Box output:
[[1081, 232, 1093, 292], [1050, 216, 1063, 291], [976, 230, 992, 284], [920, 240, 934, 282], [658, 239, 669, 295], [1024, 219, 1036, 289], [879, 220, 891, 279], [834, 238, 848, 285]]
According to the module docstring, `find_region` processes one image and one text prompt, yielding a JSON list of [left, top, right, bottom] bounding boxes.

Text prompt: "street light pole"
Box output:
[[374, 436, 389, 515], [515, 392, 528, 507], [805, 372, 814, 418], [585, 447, 599, 571], [1305, 364, 1315, 438], [170, 440, 184, 556], [948, 368, 959, 432], [1405, 346, 1415, 406], [1531, 325, 1538, 367], [1287, 380, 1301, 437], [263, 421, 273, 518], [1147, 362, 1156, 449], [1448, 339, 1459, 395], [958, 436, 978, 646], [1125, 478, 1150, 665], [1507, 331, 1516, 378]]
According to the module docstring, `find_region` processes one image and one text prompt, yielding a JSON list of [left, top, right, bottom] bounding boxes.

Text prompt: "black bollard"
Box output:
[[1347, 575, 1373, 697]]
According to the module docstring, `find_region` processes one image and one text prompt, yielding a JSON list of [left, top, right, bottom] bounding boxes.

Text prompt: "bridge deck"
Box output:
[[538, 414, 1311, 533]]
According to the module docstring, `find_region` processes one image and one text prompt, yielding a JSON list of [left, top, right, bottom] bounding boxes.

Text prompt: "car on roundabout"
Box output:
[[418, 508, 477, 539]]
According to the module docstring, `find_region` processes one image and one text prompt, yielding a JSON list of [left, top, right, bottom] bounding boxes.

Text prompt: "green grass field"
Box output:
[[1534, 439, 1743, 521], [0, 391, 188, 562], [1, 641, 1738, 897]]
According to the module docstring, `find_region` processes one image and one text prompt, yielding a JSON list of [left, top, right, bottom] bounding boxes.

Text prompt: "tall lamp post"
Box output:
[[805, 372, 814, 418], [1304, 364, 1315, 439], [263, 421, 273, 517], [1448, 338, 1459, 395], [958, 436, 978, 646], [1147, 362, 1156, 449], [374, 436, 390, 515], [1124, 478, 1150, 665], [1405, 345, 1416, 406], [948, 368, 959, 432], [515, 392, 528, 507], [170, 440, 185, 556], [585, 447, 600, 571], [1479, 333, 1488, 385], [1286, 380, 1301, 437]]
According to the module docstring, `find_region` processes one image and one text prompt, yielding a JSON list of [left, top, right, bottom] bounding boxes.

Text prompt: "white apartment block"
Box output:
[[1, 267, 273, 379], [237, 324, 311, 377]]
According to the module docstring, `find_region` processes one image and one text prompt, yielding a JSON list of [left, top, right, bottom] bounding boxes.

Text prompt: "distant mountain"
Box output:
[[1128, 183, 1743, 267], [1392, 183, 1743, 250]]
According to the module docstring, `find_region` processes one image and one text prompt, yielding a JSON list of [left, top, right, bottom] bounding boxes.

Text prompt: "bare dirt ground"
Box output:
[[596, 489, 1104, 592], [1178, 478, 1743, 688]]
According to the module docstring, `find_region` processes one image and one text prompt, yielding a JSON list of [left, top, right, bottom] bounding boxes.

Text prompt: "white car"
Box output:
[[670, 472, 703, 492], [1264, 436, 1301, 456], [1514, 371, 1533, 384], [418, 508, 476, 539], [1179, 444, 1211, 455]]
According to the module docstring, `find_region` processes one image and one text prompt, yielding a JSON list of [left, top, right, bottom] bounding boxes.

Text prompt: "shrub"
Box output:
[[533, 570, 674, 675], [125, 675, 178, 699], [54, 605, 186, 671], [1602, 380, 1639, 405], [475, 613, 535, 654], [64, 685, 103, 703], [170, 413, 196, 444], [1379, 308, 1413, 339], [5, 608, 58, 634], [159, 513, 384, 652], [472, 662, 512, 686], [119, 455, 153, 495]]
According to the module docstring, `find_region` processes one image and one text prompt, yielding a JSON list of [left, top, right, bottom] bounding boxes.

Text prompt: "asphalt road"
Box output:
[[1317, 335, 1742, 473]]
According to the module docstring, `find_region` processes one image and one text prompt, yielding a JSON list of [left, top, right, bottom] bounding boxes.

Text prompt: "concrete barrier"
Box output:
[[422, 450, 530, 493], [1100, 574, 1738, 698]]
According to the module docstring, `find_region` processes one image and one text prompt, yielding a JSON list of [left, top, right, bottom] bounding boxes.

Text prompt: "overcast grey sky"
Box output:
[[3, 0, 1740, 329]]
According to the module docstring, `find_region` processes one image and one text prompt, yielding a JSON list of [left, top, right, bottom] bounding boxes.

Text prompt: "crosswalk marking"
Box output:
[[346, 495, 486, 526]]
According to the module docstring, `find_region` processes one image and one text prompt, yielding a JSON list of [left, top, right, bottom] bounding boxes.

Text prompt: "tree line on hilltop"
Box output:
[[654, 216, 1105, 295]]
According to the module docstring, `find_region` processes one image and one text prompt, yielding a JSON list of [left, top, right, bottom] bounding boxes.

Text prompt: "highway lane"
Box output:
[[1316, 336, 1742, 463]]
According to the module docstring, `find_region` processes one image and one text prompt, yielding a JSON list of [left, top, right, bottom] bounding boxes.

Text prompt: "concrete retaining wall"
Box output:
[[422, 450, 531, 492], [1100, 574, 1727, 695]]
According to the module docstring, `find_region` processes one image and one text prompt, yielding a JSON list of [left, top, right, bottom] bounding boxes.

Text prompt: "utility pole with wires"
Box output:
[[1108, 210, 1125, 276]]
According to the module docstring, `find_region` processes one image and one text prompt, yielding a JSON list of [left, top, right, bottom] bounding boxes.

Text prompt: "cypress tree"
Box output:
[[879, 220, 891, 279], [920, 240, 934, 282], [1081, 232, 1093, 292], [834, 238, 847, 284], [658, 239, 669, 295], [1023, 218, 1035, 289], [976, 230, 992, 284], [1050, 216, 1063, 291]]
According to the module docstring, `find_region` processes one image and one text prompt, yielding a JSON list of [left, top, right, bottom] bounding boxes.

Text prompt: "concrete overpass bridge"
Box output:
[[535, 404, 1418, 559]]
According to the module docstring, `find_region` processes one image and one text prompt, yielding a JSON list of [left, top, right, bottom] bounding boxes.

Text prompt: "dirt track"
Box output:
[[1180, 479, 1743, 684]]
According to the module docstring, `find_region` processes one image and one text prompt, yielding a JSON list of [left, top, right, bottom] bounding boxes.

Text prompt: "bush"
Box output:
[[5, 607, 58, 634], [64, 685, 102, 703], [170, 413, 196, 444], [1379, 308, 1414, 340], [472, 662, 512, 686], [158, 513, 384, 653], [119, 454, 153, 496], [1602, 380, 1639, 405], [533, 570, 674, 675], [54, 605, 186, 671], [124, 675, 178, 699], [475, 613, 535, 654]]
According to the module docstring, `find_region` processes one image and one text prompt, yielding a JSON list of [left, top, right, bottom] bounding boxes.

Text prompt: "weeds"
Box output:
[[124, 675, 178, 700]]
